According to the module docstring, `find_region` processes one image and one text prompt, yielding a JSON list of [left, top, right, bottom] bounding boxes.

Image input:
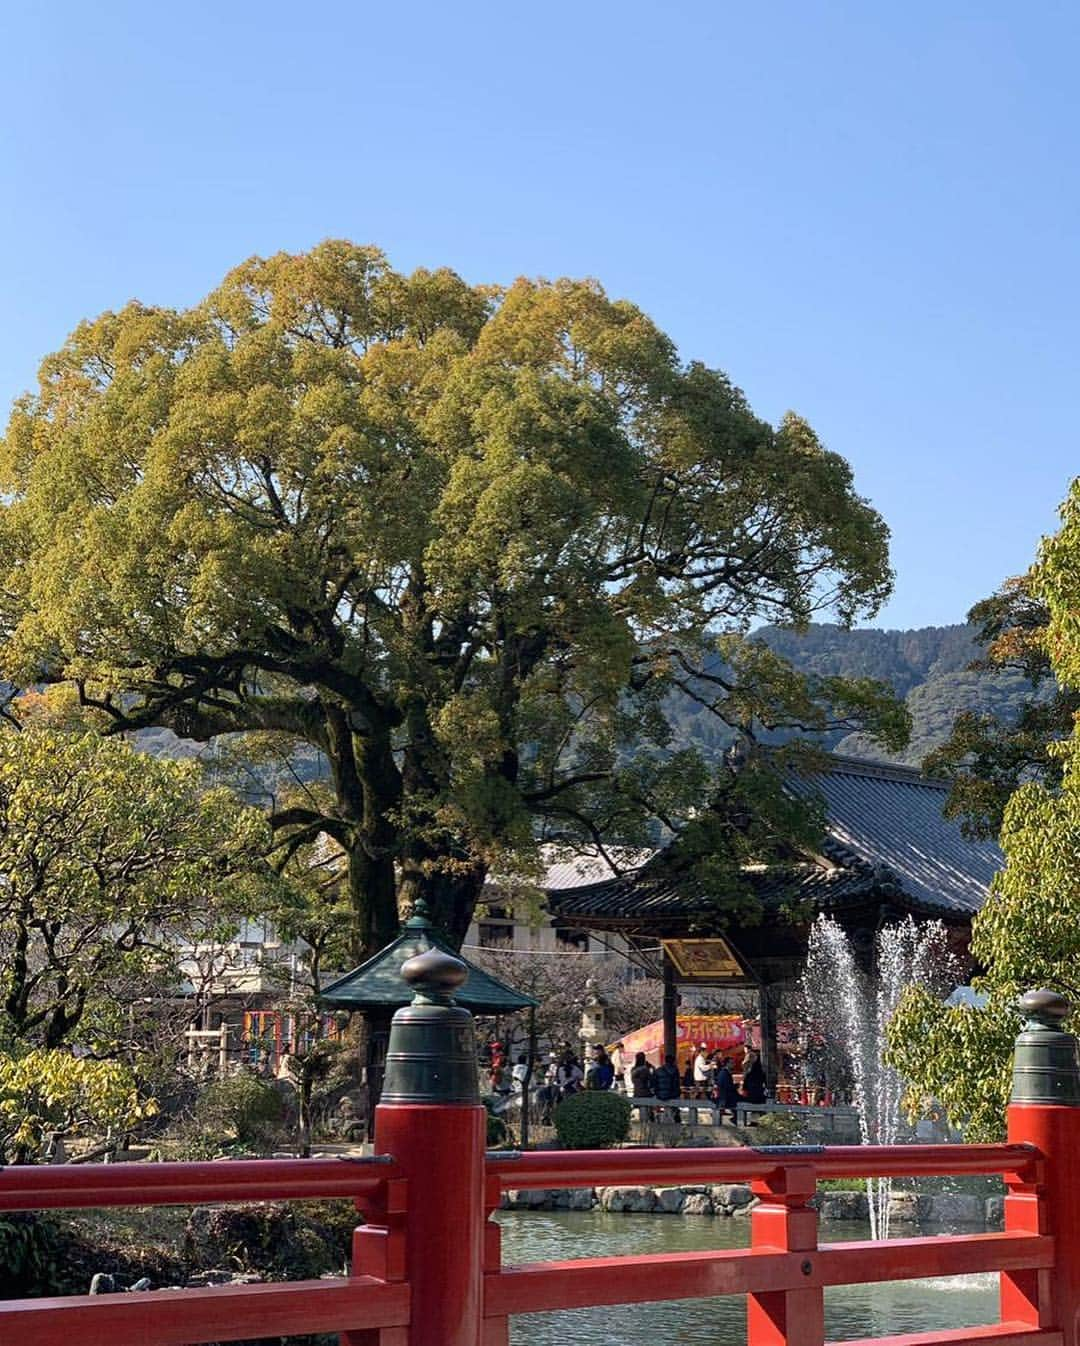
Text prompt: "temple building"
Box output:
[[544, 755, 1002, 1085]]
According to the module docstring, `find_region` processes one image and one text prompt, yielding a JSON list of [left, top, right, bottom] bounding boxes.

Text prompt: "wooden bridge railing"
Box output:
[[2, 966, 1078, 1346]]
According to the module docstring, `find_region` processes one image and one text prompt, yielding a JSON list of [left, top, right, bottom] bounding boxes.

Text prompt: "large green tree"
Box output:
[[0, 242, 905, 956], [889, 480, 1080, 1138]]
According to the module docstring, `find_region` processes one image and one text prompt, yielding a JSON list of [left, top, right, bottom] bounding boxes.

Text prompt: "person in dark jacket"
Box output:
[[653, 1052, 682, 1123], [629, 1051, 654, 1099], [740, 1050, 767, 1105], [713, 1056, 740, 1120], [585, 1045, 615, 1090]]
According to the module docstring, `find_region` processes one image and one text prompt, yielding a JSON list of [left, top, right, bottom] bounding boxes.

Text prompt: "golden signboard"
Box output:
[[663, 937, 748, 982]]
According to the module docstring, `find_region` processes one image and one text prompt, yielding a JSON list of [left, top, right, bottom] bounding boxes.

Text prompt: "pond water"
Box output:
[[497, 1211, 998, 1346]]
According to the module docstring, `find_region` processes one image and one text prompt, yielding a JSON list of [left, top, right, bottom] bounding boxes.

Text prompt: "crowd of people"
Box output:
[[620, 1042, 768, 1121], [486, 1038, 769, 1125]]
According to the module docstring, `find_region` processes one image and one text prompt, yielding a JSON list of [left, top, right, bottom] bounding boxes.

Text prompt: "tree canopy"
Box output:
[[0, 242, 905, 955], [0, 727, 270, 1050]]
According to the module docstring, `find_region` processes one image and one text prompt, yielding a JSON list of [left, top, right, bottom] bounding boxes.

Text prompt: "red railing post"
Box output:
[[346, 1175, 409, 1345], [482, 1169, 510, 1346], [374, 948, 486, 1346], [748, 1162, 823, 1346], [1003, 990, 1080, 1346]]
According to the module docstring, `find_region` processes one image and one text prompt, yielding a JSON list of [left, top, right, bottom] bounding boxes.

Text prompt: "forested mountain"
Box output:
[[669, 622, 1032, 769], [756, 623, 980, 698]]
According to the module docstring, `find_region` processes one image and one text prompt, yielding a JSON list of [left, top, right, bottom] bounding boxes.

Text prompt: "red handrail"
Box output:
[[484, 1233, 1055, 1317], [485, 1142, 1039, 1190], [0, 1153, 399, 1211]]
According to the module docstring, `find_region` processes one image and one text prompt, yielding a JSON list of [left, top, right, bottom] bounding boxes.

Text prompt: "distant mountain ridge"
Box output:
[[664, 621, 1029, 769], [760, 622, 1028, 767], [755, 622, 980, 697]]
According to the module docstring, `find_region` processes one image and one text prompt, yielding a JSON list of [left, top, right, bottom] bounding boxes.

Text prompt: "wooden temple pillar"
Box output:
[[758, 982, 778, 1091], [662, 952, 679, 1063]]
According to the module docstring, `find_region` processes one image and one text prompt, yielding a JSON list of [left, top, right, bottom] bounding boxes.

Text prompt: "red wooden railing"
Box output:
[[4, 984, 1079, 1346], [0, 1131, 1070, 1346]]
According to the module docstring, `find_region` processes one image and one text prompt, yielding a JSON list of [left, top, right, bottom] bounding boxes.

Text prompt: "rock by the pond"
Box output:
[[511, 1189, 554, 1211], [598, 1186, 657, 1213], [985, 1195, 1005, 1228], [187, 1269, 240, 1287], [925, 1194, 985, 1226], [654, 1187, 686, 1214], [682, 1193, 714, 1215], [887, 1192, 931, 1224], [711, 1184, 754, 1211], [815, 1190, 870, 1222], [567, 1188, 596, 1210]]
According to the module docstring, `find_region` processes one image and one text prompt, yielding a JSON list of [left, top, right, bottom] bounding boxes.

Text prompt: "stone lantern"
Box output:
[[579, 978, 609, 1056]]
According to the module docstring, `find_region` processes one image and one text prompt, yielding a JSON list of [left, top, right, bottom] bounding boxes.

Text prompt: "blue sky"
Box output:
[[1, 1, 1076, 630]]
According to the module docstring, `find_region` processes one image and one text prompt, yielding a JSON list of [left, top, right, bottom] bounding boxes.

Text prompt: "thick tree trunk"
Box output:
[[347, 846, 399, 959], [323, 702, 403, 958], [399, 862, 488, 950]]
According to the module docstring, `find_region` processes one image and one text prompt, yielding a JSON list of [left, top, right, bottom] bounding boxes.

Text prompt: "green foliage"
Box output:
[[887, 989, 1016, 1141], [0, 1214, 68, 1297], [0, 1049, 152, 1161], [0, 727, 271, 1051], [889, 486, 1080, 1138], [744, 1110, 805, 1145], [183, 1200, 354, 1278], [888, 745, 1080, 1139], [192, 1073, 286, 1151], [0, 242, 900, 955], [553, 1089, 632, 1149]]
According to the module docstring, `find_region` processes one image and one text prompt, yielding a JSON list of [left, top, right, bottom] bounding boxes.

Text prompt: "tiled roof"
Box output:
[[790, 755, 1002, 917], [319, 904, 538, 1013], [540, 846, 655, 890], [546, 755, 1002, 925], [547, 860, 879, 922]]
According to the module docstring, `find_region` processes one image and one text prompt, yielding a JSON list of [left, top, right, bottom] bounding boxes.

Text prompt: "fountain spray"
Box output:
[[802, 915, 958, 1239]]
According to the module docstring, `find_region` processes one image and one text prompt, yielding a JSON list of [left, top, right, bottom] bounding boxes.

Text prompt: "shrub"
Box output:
[[193, 1073, 285, 1151], [0, 1050, 152, 1162], [0, 1214, 69, 1297], [184, 1200, 356, 1278], [483, 1096, 510, 1147], [554, 1090, 631, 1149], [744, 1111, 805, 1145]]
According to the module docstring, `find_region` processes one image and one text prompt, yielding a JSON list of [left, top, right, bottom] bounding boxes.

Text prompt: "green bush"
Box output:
[[483, 1097, 509, 1147], [744, 1111, 805, 1145], [554, 1090, 631, 1149], [193, 1073, 285, 1150], [184, 1200, 356, 1278], [0, 1214, 68, 1297]]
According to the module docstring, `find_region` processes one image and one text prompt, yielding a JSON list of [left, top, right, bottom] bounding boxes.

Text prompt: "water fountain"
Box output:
[[802, 914, 959, 1239]]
